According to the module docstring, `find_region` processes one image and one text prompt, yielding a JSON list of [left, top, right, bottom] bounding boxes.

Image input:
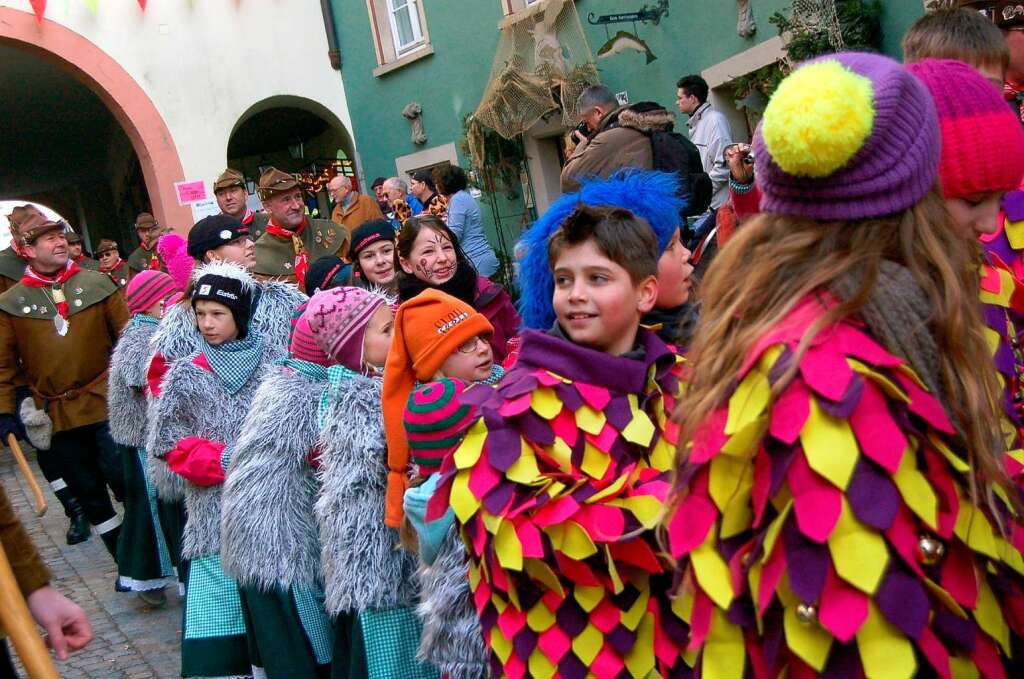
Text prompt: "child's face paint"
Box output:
[[552, 239, 657, 356], [398, 227, 457, 285]]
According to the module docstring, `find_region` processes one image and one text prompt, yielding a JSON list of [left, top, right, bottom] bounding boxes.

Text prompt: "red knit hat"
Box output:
[[404, 378, 477, 477], [382, 289, 493, 527], [907, 59, 1024, 200]]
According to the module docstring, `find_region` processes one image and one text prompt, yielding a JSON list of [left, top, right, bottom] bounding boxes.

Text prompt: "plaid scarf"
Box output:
[[21, 261, 81, 319], [201, 333, 264, 395], [265, 217, 309, 287], [317, 364, 362, 428], [130, 313, 160, 329], [276, 357, 329, 383]]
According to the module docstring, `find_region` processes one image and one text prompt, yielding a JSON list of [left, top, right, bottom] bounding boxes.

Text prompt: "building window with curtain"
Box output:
[[387, 0, 424, 54]]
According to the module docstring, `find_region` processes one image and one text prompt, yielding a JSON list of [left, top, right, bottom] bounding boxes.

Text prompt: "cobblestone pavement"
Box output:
[[2, 447, 181, 678]]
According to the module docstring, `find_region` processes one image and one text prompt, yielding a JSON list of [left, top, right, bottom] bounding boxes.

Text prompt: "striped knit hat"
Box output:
[[289, 307, 332, 366], [906, 58, 1024, 200], [125, 270, 183, 315], [404, 378, 476, 476]]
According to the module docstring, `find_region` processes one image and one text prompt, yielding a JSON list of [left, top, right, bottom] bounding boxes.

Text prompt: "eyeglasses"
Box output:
[[456, 335, 488, 354]]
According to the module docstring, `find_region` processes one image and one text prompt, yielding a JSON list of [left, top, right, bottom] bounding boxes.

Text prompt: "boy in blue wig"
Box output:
[[517, 170, 695, 346]]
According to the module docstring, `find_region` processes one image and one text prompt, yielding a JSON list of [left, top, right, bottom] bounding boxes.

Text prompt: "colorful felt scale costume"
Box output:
[[666, 294, 1024, 678], [431, 328, 689, 678]]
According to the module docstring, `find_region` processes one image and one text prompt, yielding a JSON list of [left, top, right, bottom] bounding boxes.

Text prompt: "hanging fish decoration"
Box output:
[[596, 30, 658, 64]]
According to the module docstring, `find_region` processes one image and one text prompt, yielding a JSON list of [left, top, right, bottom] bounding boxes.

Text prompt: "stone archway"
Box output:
[[0, 7, 192, 232]]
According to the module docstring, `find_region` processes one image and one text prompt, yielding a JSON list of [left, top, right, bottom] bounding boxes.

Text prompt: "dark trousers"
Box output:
[[47, 421, 125, 558], [0, 639, 14, 679]]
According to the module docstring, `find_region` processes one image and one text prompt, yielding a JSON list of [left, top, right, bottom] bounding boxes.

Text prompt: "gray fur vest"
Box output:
[[107, 320, 156, 449], [315, 374, 419, 615], [416, 528, 490, 679], [144, 347, 277, 560], [220, 367, 324, 591], [150, 281, 306, 363]]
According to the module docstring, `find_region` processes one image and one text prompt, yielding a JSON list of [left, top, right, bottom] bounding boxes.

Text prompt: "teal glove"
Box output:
[[403, 474, 455, 566]]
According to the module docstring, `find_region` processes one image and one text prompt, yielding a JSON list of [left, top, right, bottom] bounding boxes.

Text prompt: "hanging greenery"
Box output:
[[458, 114, 527, 199], [730, 0, 883, 103]]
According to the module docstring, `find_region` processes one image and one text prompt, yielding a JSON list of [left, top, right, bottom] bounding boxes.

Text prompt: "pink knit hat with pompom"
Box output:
[[306, 287, 389, 370], [125, 270, 183, 315]]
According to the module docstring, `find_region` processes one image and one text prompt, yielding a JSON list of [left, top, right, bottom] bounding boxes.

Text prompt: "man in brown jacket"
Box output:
[[0, 483, 92, 670], [328, 174, 384, 240], [1, 208, 92, 547], [253, 167, 348, 287], [0, 215, 129, 560]]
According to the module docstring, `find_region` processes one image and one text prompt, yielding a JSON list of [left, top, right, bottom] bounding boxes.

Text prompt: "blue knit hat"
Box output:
[[517, 170, 687, 330]]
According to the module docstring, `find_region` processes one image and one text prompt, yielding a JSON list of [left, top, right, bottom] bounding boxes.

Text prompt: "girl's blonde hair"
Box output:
[[675, 189, 1011, 518]]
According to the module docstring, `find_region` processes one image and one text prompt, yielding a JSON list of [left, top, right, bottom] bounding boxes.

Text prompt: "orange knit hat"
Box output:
[[382, 288, 494, 527], [385, 288, 495, 528]]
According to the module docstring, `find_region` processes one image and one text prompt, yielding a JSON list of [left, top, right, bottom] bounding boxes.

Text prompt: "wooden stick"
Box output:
[[0, 544, 60, 678], [6, 434, 46, 517]]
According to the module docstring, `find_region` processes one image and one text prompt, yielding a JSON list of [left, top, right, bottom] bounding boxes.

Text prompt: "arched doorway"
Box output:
[[0, 7, 191, 246], [227, 96, 359, 220]]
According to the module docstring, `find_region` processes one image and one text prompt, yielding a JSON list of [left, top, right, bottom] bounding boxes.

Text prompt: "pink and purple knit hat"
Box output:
[[753, 52, 940, 221], [906, 58, 1024, 200], [125, 270, 183, 315], [289, 308, 332, 367], [306, 286, 389, 370]]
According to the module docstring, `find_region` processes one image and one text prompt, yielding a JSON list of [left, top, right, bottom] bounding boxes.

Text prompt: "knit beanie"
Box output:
[[382, 289, 494, 527], [289, 310, 332, 366], [305, 256, 349, 296], [404, 378, 476, 477], [350, 219, 397, 259], [752, 52, 940, 221], [906, 59, 1024, 200], [306, 286, 390, 370], [191, 262, 255, 340], [517, 170, 686, 329], [125, 270, 183, 315]]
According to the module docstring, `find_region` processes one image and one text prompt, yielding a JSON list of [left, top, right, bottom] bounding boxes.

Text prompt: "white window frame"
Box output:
[[386, 0, 425, 56]]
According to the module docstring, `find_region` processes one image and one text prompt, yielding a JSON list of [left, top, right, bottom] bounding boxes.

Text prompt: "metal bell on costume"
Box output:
[[795, 602, 818, 625], [916, 534, 945, 565]]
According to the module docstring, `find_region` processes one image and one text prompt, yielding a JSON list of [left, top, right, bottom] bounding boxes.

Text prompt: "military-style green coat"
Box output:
[[248, 212, 270, 242], [0, 269, 129, 433], [253, 217, 346, 284], [126, 243, 166, 276], [73, 256, 101, 271], [102, 260, 130, 288], [0, 247, 25, 294]]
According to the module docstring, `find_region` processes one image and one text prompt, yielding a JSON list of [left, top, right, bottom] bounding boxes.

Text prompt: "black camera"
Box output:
[[574, 122, 590, 139]]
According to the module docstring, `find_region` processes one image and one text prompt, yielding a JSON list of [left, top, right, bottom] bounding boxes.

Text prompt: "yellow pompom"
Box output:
[[762, 60, 876, 178]]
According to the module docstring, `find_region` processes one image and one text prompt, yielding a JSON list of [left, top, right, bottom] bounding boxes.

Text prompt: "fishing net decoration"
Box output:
[[467, 0, 599, 168], [790, 0, 845, 51]]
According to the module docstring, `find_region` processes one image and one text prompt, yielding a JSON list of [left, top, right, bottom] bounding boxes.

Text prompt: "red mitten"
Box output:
[[166, 436, 226, 486]]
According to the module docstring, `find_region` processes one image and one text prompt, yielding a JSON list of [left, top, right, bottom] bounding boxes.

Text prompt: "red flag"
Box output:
[[29, 0, 46, 23]]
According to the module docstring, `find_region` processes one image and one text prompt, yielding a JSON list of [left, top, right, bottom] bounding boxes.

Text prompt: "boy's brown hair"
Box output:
[[547, 205, 658, 283], [902, 9, 1009, 73]]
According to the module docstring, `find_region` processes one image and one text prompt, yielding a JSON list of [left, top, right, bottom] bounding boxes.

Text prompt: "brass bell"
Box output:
[[916, 534, 945, 566], [795, 602, 818, 625]]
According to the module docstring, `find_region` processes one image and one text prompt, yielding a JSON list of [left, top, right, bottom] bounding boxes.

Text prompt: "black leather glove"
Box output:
[[0, 413, 25, 443]]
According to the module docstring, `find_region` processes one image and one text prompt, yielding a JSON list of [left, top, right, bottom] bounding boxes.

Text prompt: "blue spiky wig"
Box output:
[[516, 170, 688, 330]]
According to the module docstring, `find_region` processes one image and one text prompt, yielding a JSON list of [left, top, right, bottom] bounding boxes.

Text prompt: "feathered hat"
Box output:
[[517, 169, 687, 330]]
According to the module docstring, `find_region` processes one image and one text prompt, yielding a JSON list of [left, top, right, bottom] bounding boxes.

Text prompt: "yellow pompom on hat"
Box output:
[[752, 52, 940, 221]]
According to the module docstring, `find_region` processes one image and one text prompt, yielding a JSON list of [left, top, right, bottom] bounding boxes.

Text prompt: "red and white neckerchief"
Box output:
[[265, 217, 309, 287], [139, 241, 160, 270], [21, 260, 82, 334], [73, 254, 87, 264], [239, 208, 255, 226], [100, 258, 126, 275]]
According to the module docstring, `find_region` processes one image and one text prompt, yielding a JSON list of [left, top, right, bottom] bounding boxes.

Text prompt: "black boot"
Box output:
[[63, 495, 91, 546]]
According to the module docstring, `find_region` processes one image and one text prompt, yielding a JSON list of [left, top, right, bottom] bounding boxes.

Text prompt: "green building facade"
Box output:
[[329, 0, 926, 263]]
